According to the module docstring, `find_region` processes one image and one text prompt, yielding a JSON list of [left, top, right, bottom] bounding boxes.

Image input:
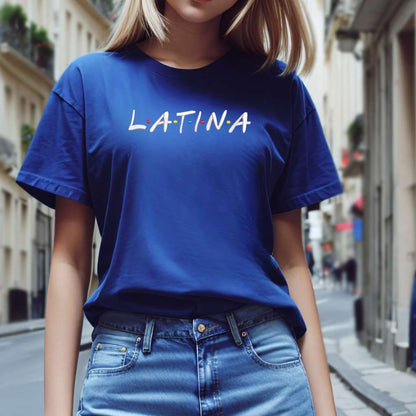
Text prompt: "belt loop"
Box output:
[[226, 312, 243, 346], [142, 316, 155, 354]]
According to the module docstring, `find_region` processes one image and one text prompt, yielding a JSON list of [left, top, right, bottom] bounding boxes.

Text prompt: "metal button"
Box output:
[[197, 323, 206, 333]]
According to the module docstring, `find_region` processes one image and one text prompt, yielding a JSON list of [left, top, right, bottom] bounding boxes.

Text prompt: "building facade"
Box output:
[[323, 0, 364, 291], [340, 0, 416, 371], [301, 0, 364, 287], [299, 0, 352, 282], [0, 0, 113, 324]]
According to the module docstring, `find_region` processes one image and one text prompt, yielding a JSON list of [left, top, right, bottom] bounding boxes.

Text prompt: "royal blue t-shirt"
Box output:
[[15, 44, 343, 339]]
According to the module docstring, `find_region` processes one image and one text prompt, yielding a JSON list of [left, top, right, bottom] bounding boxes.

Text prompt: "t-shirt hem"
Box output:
[[16, 170, 92, 209], [271, 179, 343, 214]]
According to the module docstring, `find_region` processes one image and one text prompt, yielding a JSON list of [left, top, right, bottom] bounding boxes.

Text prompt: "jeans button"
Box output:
[[197, 323, 206, 333]]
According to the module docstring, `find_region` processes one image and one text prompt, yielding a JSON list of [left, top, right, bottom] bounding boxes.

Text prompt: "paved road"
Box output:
[[0, 282, 380, 415], [0, 328, 89, 416]]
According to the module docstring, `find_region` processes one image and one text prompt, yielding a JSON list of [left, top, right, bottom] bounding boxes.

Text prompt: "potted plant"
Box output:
[[0, 3, 28, 47], [21, 123, 35, 154], [346, 114, 363, 152], [29, 22, 53, 69]]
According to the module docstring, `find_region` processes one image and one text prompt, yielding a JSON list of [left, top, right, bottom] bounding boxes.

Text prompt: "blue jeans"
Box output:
[[76, 303, 316, 415]]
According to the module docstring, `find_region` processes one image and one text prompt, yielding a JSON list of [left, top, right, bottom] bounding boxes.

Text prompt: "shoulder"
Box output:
[[57, 49, 127, 82], [236, 53, 300, 94], [266, 59, 318, 130], [274, 61, 317, 126], [52, 49, 128, 111]]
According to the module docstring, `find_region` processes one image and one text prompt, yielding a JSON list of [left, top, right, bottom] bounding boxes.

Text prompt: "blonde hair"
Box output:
[[101, 0, 316, 76]]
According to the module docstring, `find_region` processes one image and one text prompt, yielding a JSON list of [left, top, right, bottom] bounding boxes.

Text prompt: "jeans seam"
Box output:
[[300, 359, 316, 415], [87, 336, 141, 377], [242, 332, 302, 369]]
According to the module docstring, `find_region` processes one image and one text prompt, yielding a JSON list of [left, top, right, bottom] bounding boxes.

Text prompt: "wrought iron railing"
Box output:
[[0, 22, 54, 79], [89, 0, 118, 22]]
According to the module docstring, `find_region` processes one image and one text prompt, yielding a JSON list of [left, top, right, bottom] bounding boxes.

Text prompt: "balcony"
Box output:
[[325, 0, 357, 45], [89, 0, 118, 22], [350, 0, 402, 32], [341, 148, 364, 177], [341, 114, 365, 178], [0, 22, 54, 79]]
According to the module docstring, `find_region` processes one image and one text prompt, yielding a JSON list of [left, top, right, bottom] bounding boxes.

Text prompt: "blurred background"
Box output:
[[0, 0, 415, 415]]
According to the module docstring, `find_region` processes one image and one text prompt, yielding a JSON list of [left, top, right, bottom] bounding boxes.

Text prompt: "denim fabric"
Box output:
[[76, 303, 316, 416]]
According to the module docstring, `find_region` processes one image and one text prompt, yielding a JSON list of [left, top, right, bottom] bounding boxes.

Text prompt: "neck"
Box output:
[[138, 3, 231, 68]]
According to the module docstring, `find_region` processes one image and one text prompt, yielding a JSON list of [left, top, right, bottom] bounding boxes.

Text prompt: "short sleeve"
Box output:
[[15, 61, 92, 210], [270, 75, 343, 214]]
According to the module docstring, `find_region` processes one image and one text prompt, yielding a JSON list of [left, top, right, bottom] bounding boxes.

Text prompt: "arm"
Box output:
[[44, 196, 95, 416], [272, 208, 337, 416]]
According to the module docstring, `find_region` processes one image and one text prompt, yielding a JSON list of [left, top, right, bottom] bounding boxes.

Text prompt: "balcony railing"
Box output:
[[89, 0, 118, 22], [0, 23, 54, 79]]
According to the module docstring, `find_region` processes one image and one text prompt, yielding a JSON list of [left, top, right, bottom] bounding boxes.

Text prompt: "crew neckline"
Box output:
[[125, 42, 238, 79]]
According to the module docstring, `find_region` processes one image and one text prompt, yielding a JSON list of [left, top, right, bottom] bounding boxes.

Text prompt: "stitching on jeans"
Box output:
[[88, 337, 141, 377], [243, 334, 302, 370], [212, 348, 224, 416], [300, 359, 316, 415], [240, 317, 302, 369]]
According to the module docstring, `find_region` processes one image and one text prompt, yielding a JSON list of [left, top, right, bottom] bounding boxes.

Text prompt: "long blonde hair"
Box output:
[[102, 0, 316, 76]]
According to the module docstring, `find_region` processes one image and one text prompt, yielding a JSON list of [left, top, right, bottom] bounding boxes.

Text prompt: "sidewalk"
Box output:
[[0, 316, 94, 350], [326, 325, 416, 416]]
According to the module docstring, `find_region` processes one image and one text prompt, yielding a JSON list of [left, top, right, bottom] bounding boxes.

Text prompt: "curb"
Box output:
[[0, 319, 45, 338], [0, 320, 94, 352], [327, 352, 412, 416], [0, 326, 45, 338], [80, 339, 92, 351]]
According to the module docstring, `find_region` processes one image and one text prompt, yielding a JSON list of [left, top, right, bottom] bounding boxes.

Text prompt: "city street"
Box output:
[[0, 283, 386, 416], [2, 0, 416, 415], [0, 326, 89, 415], [314, 279, 382, 416]]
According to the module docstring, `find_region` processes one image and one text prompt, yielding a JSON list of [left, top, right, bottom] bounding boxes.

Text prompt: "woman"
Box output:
[[16, 0, 343, 415]]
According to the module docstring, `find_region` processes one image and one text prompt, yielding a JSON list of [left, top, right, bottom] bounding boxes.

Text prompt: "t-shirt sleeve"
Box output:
[[15, 61, 92, 210], [269, 74, 343, 214]]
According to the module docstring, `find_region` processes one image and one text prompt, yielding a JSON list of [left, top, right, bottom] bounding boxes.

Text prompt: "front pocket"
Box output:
[[242, 317, 302, 369], [87, 326, 142, 376]]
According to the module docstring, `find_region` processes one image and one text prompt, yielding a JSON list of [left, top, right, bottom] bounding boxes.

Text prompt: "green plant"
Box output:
[[29, 22, 54, 68], [346, 114, 363, 151], [103, 0, 114, 9], [0, 3, 27, 32], [21, 123, 35, 153], [97, 0, 114, 10], [29, 22, 48, 43], [0, 3, 28, 48]]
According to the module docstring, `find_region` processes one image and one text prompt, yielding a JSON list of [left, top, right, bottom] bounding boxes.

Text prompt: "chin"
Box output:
[[165, 0, 240, 24]]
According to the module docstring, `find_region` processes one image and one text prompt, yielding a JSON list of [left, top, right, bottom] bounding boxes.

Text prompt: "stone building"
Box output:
[[0, 0, 114, 324], [337, 0, 416, 371]]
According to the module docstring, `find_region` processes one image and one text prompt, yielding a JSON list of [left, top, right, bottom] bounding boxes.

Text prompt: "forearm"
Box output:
[[283, 264, 337, 416], [44, 258, 90, 416]]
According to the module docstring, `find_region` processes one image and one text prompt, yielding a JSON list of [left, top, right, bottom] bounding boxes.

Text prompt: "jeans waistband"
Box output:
[[94, 303, 285, 354]]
